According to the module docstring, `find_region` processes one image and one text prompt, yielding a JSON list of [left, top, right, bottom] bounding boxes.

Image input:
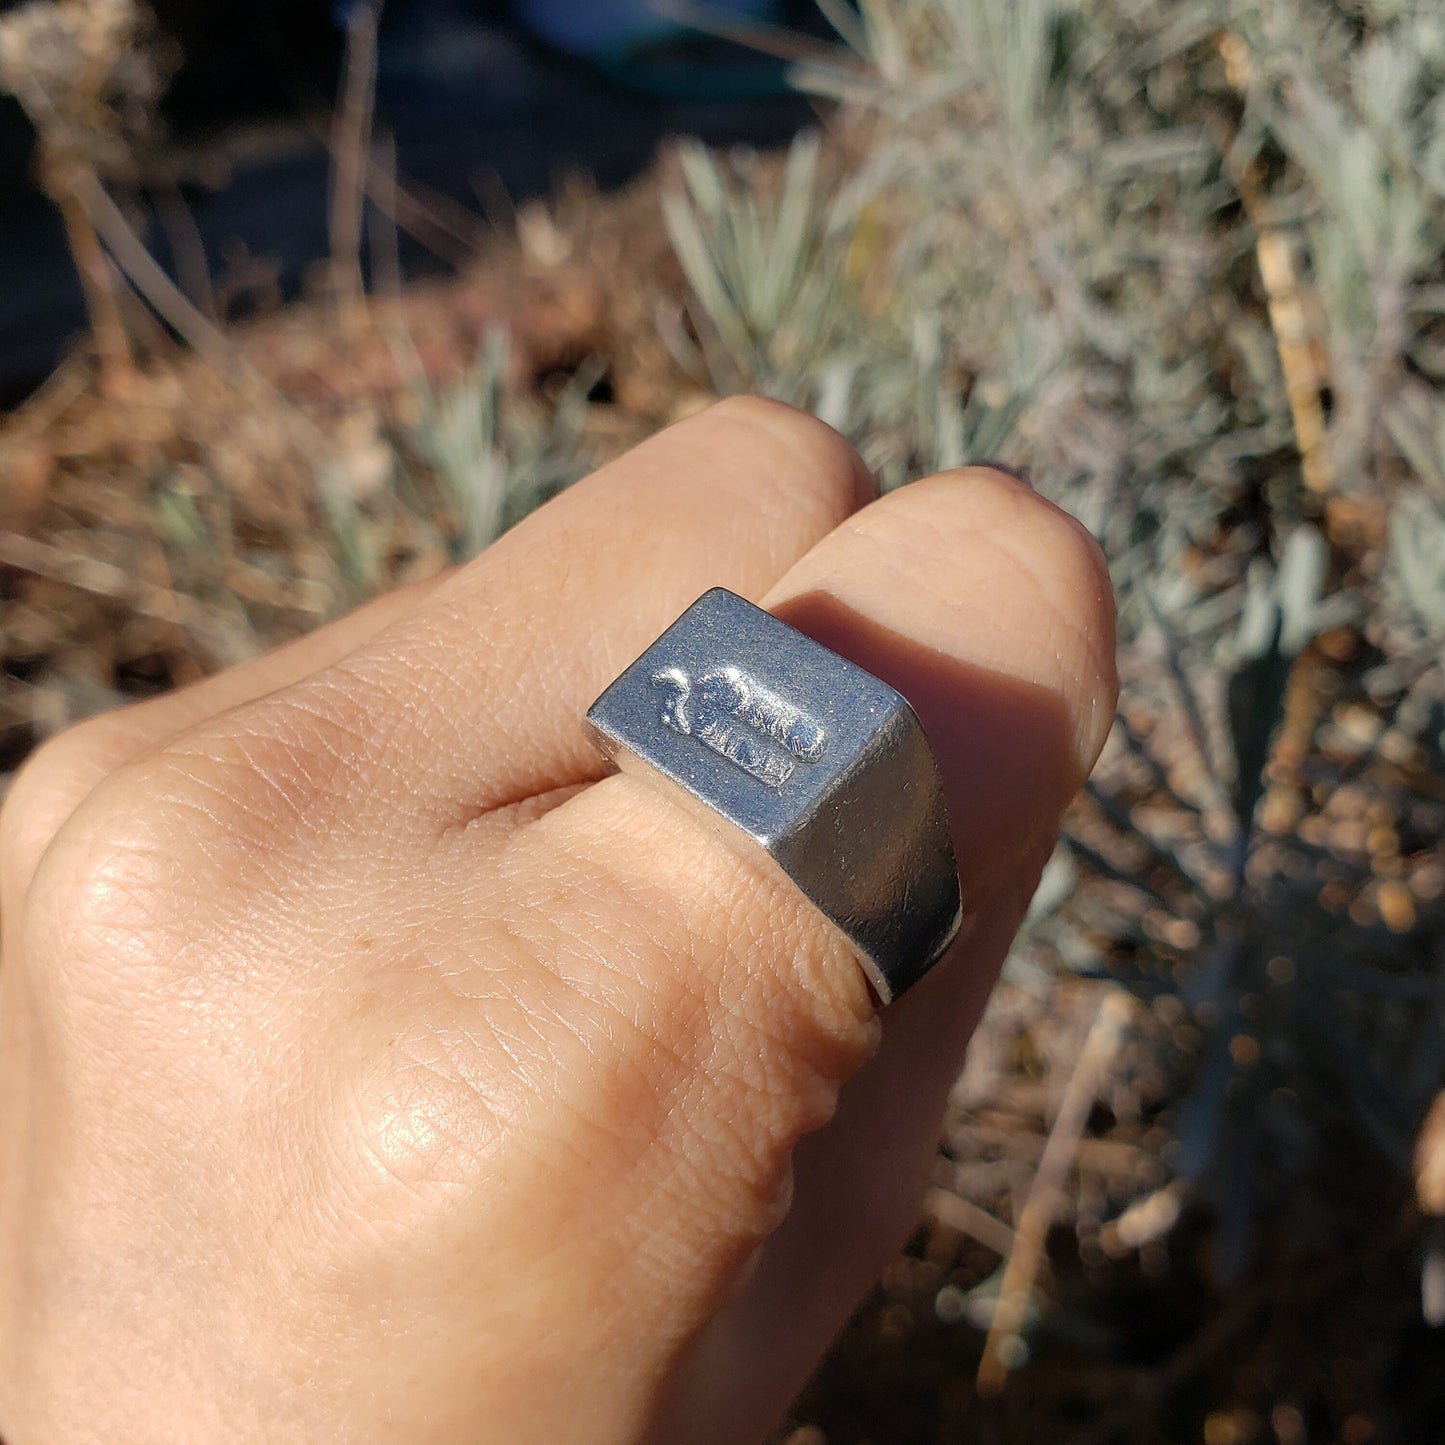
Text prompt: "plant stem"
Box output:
[[82, 176, 230, 361], [56, 179, 134, 396], [329, 0, 383, 333], [977, 990, 1131, 1397]]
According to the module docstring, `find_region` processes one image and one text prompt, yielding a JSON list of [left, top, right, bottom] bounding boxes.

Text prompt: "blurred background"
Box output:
[[1, 1, 1443, 1440]]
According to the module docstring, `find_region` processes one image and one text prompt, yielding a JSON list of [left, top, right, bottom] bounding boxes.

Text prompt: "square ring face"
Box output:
[[584, 587, 909, 852], [585, 588, 961, 1003]]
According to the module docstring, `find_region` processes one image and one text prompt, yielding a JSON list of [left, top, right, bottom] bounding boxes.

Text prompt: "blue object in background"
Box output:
[[372, 1, 540, 126], [514, 0, 778, 61]]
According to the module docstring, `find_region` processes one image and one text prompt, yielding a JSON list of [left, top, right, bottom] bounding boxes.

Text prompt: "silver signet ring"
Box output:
[[584, 588, 962, 1005]]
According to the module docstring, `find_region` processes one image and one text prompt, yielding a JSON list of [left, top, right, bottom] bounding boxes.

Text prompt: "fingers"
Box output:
[[657, 891, 1041, 1442], [491, 466, 1115, 1353], [0, 574, 447, 910], [292, 396, 872, 824], [763, 469, 1117, 912], [3, 398, 871, 904], [664, 472, 1118, 1433]]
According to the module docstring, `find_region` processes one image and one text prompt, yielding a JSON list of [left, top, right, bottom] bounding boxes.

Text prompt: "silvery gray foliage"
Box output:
[[665, 0, 1445, 1293], [315, 329, 598, 594], [1232, 0, 1445, 492], [662, 132, 865, 403]]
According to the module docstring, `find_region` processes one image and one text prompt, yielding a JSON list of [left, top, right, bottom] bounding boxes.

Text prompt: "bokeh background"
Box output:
[[2, 2, 1444, 1440]]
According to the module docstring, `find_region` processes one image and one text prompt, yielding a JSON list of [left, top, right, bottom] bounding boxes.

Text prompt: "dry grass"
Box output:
[[0, 162, 702, 774]]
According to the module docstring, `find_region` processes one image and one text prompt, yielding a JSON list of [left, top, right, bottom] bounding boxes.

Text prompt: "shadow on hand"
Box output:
[[771, 588, 1079, 915]]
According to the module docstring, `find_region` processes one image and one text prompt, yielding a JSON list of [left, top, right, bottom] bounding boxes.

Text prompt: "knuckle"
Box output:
[[24, 773, 195, 1009], [12, 675, 395, 1021], [134, 674, 390, 856], [518, 804, 876, 1237], [704, 395, 872, 510], [0, 716, 125, 896], [344, 1029, 503, 1210], [21, 710, 341, 962]]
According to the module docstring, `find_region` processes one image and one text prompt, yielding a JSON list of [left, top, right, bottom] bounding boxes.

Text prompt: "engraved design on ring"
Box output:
[[650, 664, 828, 789]]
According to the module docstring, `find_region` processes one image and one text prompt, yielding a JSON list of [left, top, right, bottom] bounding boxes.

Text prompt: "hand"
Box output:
[[0, 400, 1115, 1443]]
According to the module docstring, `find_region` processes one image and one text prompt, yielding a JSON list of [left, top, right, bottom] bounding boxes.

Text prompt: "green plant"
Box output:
[[1049, 530, 1440, 1276], [397, 329, 600, 563], [662, 132, 860, 402], [308, 328, 602, 605]]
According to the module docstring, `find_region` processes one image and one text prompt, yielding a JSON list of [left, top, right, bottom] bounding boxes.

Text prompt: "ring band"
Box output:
[[584, 588, 962, 1004]]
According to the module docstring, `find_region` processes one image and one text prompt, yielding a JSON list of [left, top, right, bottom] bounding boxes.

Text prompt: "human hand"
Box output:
[[0, 399, 1115, 1443]]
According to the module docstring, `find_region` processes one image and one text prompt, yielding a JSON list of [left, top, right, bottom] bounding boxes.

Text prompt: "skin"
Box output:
[[0, 398, 1116, 1443]]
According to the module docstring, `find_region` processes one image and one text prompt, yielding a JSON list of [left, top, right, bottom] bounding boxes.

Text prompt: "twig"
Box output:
[[2, 353, 90, 441], [923, 1188, 1017, 1260], [329, 0, 383, 330], [251, 33, 484, 268], [1141, 585, 1236, 823], [1060, 1215, 1416, 1445], [1060, 828, 1187, 914], [369, 164, 486, 268], [54, 185, 134, 396], [82, 179, 231, 360], [368, 129, 402, 298], [976, 989, 1132, 1397], [0, 529, 235, 653], [1113, 710, 1206, 820], [1082, 778, 1216, 903], [153, 180, 219, 323], [650, 0, 839, 63], [1217, 33, 1333, 495], [82, 179, 340, 463]]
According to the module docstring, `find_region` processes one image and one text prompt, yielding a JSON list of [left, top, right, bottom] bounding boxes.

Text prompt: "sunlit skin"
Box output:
[[0, 399, 1116, 1443]]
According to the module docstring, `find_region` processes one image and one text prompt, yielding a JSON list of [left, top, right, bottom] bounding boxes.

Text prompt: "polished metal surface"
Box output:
[[585, 587, 962, 1004]]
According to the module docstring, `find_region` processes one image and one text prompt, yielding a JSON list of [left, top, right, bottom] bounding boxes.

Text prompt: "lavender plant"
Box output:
[[665, 0, 1445, 1403]]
